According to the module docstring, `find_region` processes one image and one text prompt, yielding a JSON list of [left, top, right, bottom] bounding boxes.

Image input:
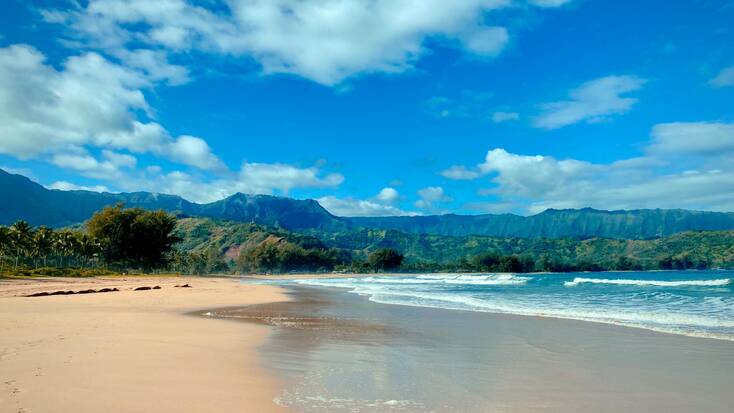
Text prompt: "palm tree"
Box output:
[[77, 234, 101, 268], [33, 226, 54, 268], [53, 231, 79, 268], [9, 221, 33, 269], [0, 226, 10, 272]]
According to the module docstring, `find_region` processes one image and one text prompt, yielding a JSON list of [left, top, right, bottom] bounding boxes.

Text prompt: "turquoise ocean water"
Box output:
[[289, 270, 734, 341]]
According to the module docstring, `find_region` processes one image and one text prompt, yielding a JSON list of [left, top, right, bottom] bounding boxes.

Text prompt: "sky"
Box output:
[[1, 0, 733, 217]]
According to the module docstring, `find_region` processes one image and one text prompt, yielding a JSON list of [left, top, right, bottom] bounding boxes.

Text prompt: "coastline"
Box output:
[[0, 276, 289, 413], [222, 284, 734, 412], [251, 271, 734, 342]]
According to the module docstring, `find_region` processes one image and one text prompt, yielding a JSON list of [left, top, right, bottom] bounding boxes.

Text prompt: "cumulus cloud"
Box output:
[[0, 44, 223, 171], [415, 186, 452, 209], [709, 65, 734, 88], [441, 165, 481, 180], [118, 161, 344, 203], [47, 181, 111, 193], [533, 75, 646, 129], [314, 186, 414, 217], [445, 121, 734, 213], [50, 150, 137, 180], [44, 0, 571, 85], [376, 187, 400, 203], [317, 196, 415, 217]]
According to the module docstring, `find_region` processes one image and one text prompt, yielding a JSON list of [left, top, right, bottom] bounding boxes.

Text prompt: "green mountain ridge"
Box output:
[[3, 168, 734, 240], [179, 217, 734, 271]]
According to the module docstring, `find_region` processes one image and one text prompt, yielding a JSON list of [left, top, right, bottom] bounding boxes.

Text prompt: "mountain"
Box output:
[[192, 193, 345, 230], [349, 208, 734, 239], [313, 227, 734, 268], [176, 217, 734, 270], [0, 169, 345, 230], [2, 168, 734, 239]]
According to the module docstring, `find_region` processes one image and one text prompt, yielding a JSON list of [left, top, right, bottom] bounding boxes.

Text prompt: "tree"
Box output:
[[87, 205, 181, 271], [33, 226, 55, 267], [77, 233, 101, 268], [8, 221, 33, 269], [368, 248, 404, 272], [0, 226, 9, 271], [471, 251, 501, 272]]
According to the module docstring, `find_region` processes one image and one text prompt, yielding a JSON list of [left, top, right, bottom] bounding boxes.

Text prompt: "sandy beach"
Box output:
[[0, 276, 288, 413]]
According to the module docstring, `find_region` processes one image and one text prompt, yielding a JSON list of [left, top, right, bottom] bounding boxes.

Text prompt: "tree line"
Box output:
[[0, 221, 102, 271], [400, 251, 714, 273], [0, 205, 180, 275]]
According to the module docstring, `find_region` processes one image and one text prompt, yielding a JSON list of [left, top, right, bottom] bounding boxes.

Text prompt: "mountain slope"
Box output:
[[3, 168, 734, 239], [0, 169, 344, 230], [349, 208, 734, 239]]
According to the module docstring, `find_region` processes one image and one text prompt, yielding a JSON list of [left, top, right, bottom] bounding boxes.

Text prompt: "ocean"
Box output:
[[289, 270, 734, 341], [228, 271, 734, 412]]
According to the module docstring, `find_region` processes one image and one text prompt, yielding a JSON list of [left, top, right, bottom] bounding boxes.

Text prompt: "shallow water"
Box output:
[[228, 276, 734, 412], [289, 270, 734, 341]]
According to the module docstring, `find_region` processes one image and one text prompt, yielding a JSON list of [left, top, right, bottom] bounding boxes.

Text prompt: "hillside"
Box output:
[[176, 217, 734, 271], [3, 168, 734, 240], [312, 228, 734, 269], [350, 208, 734, 239]]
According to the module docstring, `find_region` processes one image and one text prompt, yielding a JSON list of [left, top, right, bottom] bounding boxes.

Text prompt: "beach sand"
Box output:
[[0, 276, 288, 413]]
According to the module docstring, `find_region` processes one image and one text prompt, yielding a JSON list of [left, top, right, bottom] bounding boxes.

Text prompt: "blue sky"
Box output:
[[1, 0, 733, 216]]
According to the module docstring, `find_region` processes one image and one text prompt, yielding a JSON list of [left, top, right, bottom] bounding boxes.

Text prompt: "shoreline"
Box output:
[[0, 276, 289, 413], [222, 284, 734, 412], [250, 271, 734, 342]]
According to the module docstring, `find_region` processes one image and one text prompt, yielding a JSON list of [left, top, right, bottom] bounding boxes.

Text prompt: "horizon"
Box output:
[[1, 1, 733, 217]]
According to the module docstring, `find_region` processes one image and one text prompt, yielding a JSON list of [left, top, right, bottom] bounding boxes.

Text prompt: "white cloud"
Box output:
[[533, 75, 646, 129], [376, 187, 400, 203], [317, 196, 415, 217], [165, 135, 226, 171], [50, 149, 137, 180], [111, 49, 190, 85], [0, 166, 37, 180], [415, 186, 451, 209], [491, 111, 519, 123], [649, 122, 734, 156], [116, 161, 344, 203], [460, 26, 509, 56], [47, 181, 111, 193], [447, 121, 734, 213], [441, 165, 481, 180], [0, 44, 223, 171], [238, 162, 344, 194], [709, 65, 734, 88], [45, 0, 571, 85]]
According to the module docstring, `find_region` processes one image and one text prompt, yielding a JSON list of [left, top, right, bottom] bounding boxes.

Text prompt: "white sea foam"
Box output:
[[362, 290, 734, 339], [564, 277, 732, 287], [287, 273, 734, 341]]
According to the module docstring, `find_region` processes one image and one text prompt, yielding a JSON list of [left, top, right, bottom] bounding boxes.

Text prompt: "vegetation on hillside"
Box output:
[[3, 209, 733, 277], [310, 228, 734, 271]]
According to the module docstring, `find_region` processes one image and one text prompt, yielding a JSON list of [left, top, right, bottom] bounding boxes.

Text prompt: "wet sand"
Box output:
[[214, 285, 734, 413], [0, 276, 288, 413]]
